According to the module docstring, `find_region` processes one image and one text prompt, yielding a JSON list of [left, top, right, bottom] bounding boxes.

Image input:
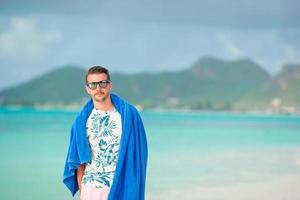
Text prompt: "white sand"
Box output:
[[147, 147, 300, 200], [147, 174, 300, 200]]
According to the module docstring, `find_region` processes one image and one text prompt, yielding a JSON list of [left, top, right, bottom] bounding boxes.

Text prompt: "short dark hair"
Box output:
[[85, 66, 111, 83]]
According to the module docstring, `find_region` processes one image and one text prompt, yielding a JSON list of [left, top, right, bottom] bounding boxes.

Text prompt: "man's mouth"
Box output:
[[95, 92, 103, 96]]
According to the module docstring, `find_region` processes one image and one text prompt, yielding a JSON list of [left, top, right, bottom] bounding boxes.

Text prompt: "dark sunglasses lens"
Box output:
[[89, 82, 98, 89], [99, 81, 108, 88]]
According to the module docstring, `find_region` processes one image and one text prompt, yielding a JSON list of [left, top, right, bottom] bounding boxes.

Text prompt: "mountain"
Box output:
[[112, 57, 270, 109], [0, 66, 88, 106], [1, 57, 299, 112], [270, 64, 300, 105], [237, 64, 300, 109]]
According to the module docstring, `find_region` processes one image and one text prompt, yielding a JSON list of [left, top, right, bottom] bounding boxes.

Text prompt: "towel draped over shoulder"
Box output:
[[63, 94, 148, 200]]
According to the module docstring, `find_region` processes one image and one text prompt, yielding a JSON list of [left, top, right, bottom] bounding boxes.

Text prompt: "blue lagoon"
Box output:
[[0, 108, 300, 200]]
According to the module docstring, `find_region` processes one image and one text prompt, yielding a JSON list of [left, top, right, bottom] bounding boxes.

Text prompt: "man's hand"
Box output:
[[77, 164, 86, 192]]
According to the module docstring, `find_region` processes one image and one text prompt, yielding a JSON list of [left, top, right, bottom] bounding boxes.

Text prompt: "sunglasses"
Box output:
[[86, 80, 111, 90]]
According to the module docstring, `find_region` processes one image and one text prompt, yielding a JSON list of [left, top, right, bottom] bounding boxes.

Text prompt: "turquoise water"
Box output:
[[1, 108, 300, 199]]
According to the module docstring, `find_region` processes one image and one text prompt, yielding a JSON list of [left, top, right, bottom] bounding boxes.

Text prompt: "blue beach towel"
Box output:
[[63, 94, 148, 200]]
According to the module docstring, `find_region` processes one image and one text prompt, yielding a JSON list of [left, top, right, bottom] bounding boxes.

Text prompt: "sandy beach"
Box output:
[[147, 173, 300, 200], [147, 147, 300, 200]]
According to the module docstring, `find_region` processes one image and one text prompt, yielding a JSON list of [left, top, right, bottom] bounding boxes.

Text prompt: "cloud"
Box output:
[[0, 4, 299, 89], [0, 17, 61, 60], [1, 0, 300, 29], [216, 34, 243, 59], [283, 45, 299, 62]]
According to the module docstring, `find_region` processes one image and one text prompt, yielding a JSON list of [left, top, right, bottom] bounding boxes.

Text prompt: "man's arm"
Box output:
[[76, 164, 86, 192]]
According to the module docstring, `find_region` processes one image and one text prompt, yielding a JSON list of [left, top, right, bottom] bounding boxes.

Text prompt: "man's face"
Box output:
[[86, 73, 112, 103]]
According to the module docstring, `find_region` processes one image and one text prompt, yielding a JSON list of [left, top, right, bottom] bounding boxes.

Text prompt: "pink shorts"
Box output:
[[80, 184, 110, 200]]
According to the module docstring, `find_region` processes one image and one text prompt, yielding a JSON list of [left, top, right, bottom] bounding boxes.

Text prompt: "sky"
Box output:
[[0, 0, 300, 90]]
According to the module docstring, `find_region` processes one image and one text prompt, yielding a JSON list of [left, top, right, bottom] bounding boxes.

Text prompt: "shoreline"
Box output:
[[1, 105, 300, 117]]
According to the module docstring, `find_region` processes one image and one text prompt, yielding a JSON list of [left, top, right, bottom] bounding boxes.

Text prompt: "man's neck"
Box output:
[[93, 97, 114, 111]]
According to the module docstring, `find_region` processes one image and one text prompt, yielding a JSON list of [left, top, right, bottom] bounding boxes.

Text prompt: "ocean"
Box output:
[[0, 107, 300, 200]]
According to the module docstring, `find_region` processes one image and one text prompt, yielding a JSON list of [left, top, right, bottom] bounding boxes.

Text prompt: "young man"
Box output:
[[63, 66, 148, 200]]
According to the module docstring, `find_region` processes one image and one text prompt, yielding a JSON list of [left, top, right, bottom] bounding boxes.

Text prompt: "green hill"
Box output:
[[271, 64, 300, 105], [111, 57, 270, 109], [0, 66, 88, 106], [1, 57, 299, 112], [236, 64, 300, 111]]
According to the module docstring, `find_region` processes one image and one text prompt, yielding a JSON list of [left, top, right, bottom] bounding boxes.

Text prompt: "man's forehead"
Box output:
[[87, 73, 108, 80]]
